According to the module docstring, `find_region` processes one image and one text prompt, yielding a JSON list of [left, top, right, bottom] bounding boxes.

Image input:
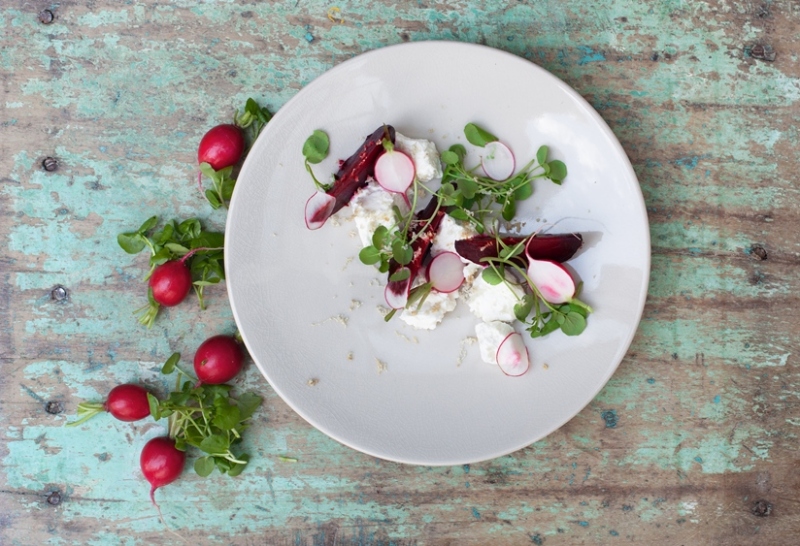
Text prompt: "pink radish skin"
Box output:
[[481, 141, 515, 180], [384, 271, 412, 309], [304, 191, 336, 230], [140, 437, 185, 505], [426, 252, 465, 293], [374, 150, 415, 202], [496, 332, 529, 376], [527, 259, 576, 304]]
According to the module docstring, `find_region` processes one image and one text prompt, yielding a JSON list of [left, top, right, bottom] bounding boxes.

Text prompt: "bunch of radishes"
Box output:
[[69, 334, 254, 504], [77, 99, 273, 510]]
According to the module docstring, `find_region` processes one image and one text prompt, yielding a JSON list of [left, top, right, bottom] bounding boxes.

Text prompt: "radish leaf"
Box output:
[[464, 123, 498, 147], [194, 457, 215, 477], [302, 130, 330, 164]]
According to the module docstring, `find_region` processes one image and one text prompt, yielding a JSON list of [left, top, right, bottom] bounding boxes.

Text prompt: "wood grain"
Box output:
[[2, 0, 799, 544]]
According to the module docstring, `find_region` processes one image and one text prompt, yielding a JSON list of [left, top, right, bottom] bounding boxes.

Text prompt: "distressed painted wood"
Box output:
[[2, 0, 799, 544]]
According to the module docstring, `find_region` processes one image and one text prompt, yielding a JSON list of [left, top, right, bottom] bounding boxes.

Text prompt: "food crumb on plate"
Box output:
[[395, 331, 419, 344], [312, 314, 349, 327], [307, 378, 319, 386], [375, 358, 388, 374], [543, 363, 549, 370], [457, 336, 477, 366], [349, 299, 361, 310], [346, 351, 354, 360]]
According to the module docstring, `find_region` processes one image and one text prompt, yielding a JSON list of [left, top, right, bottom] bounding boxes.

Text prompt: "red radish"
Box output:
[[496, 332, 529, 376], [385, 269, 412, 309], [198, 124, 245, 170], [149, 260, 192, 307], [374, 149, 415, 203], [480, 141, 515, 180], [194, 335, 244, 384], [527, 259, 576, 304], [67, 383, 152, 426], [140, 437, 186, 504], [304, 191, 337, 230], [426, 252, 465, 293]]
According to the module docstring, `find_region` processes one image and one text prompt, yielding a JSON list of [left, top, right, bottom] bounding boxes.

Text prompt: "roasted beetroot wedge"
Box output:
[[305, 125, 396, 229], [454, 233, 582, 266], [384, 199, 445, 308]]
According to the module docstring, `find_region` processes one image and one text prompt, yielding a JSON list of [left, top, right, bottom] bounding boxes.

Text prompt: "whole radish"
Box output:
[[194, 335, 244, 384], [67, 384, 152, 426], [140, 437, 186, 504], [198, 124, 245, 170], [149, 260, 192, 307]]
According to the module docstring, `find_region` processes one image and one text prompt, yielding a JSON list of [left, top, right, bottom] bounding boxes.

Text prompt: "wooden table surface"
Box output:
[[2, 1, 799, 544]]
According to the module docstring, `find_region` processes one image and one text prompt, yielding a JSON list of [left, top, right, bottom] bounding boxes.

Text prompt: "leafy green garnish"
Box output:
[[153, 353, 262, 477], [118, 217, 225, 327], [464, 123, 498, 147], [234, 97, 272, 147], [302, 130, 332, 191]]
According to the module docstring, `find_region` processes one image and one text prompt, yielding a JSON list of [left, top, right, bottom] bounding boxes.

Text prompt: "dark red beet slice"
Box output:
[[455, 233, 583, 266], [385, 199, 444, 307]]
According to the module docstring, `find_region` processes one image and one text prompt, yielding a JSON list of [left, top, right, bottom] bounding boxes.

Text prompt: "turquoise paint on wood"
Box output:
[[3, 0, 800, 544]]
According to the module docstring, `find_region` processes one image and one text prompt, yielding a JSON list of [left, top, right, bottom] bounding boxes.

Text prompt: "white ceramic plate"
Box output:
[[226, 42, 650, 465]]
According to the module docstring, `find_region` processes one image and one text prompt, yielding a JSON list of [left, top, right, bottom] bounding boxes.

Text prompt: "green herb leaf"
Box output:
[[389, 268, 411, 282], [212, 401, 241, 431], [548, 160, 567, 182], [392, 240, 413, 265], [481, 266, 504, 286], [137, 216, 158, 234], [194, 456, 216, 477], [199, 434, 229, 455], [536, 145, 549, 166], [205, 189, 222, 209], [501, 197, 516, 221], [449, 144, 467, 162], [302, 130, 330, 164], [464, 123, 498, 147], [560, 312, 587, 336], [440, 150, 460, 165], [514, 295, 534, 322], [162, 352, 180, 374], [165, 243, 189, 255], [358, 245, 382, 265], [513, 180, 533, 201], [147, 393, 161, 420], [236, 392, 262, 420], [448, 208, 470, 221], [371, 225, 388, 248], [117, 232, 146, 254]]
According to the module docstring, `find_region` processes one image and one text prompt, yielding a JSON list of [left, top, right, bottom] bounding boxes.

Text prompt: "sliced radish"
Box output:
[[527, 259, 576, 304], [374, 150, 415, 196], [496, 332, 529, 376], [480, 141, 515, 180], [426, 252, 465, 293], [384, 270, 412, 309], [304, 191, 336, 230]]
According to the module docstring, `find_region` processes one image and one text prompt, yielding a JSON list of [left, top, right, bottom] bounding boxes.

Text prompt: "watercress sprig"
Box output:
[[302, 129, 333, 191], [149, 353, 262, 477], [118, 216, 225, 325]]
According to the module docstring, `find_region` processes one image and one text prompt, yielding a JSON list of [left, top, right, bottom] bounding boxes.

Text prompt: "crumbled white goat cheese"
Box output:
[[395, 132, 443, 183], [466, 271, 526, 322], [475, 321, 515, 364]]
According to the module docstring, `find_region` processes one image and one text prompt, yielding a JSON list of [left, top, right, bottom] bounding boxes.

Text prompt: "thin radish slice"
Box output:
[[426, 252, 465, 293], [481, 141, 515, 180], [374, 150, 415, 195], [496, 332, 529, 376], [527, 259, 576, 304], [384, 271, 412, 309], [304, 191, 336, 230]]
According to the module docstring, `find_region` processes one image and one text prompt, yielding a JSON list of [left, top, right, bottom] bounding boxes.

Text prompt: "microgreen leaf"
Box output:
[[137, 216, 158, 234], [514, 295, 534, 322], [513, 180, 533, 201], [212, 401, 241, 430], [464, 123, 498, 147], [118, 232, 146, 254], [371, 225, 388, 248], [560, 312, 586, 336], [501, 197, 516, 221], [194, 456, 216, 477], [147, 393, 161, 421], [199, 434, 229, 455], [392, 240, 413, 265], [536, 145, 548, 166], [481, 266, 504, 286], [548, 160, 567, 182], [236, 392, 262, 420], [440, 150, 460, 165], [358, 245, 382, 265], [448, 144, 467, 162], [389, 268, 411, 282], [162, 352, 180, 374], [302, 130, 330, 164]]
